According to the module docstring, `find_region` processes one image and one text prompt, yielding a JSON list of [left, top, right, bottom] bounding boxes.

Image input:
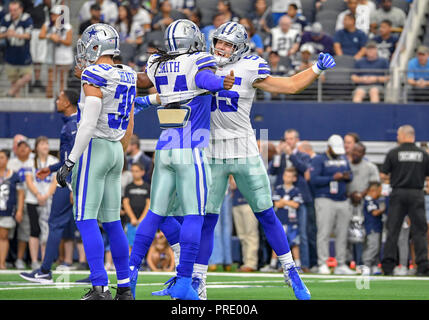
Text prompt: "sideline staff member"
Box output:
[[380, 125, 429, 276]]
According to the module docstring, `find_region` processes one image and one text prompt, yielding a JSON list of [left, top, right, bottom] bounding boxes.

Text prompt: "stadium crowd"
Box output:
[[0, 0, 427, 101], [0, 0, 429, 277]]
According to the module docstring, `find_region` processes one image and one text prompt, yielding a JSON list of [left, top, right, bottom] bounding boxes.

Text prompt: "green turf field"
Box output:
[[0, 270, 428, 300]]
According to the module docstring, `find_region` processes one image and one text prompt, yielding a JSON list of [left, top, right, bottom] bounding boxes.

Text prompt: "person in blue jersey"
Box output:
[[0, 149, 24, 270], [137, 22, 335, 301], [53, 24, 137, 300], [128, 19, 235, 300], [19, 89, 78, 283]]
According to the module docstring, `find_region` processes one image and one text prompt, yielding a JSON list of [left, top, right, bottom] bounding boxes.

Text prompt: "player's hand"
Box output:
[[57, 159, 74, 188], [36, 167, 51, 181], [223, 70, 235, 90], [134, 96, 155, 115], [74, 65, 83, 79], [316, 53, 336, 71]]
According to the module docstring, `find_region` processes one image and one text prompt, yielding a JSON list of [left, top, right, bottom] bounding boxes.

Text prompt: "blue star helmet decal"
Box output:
[[88, 27, 97, 38]]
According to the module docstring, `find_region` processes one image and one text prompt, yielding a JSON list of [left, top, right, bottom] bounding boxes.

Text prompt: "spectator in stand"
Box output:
[[129, 0, 152, 32], [294, 43, 315, 74], [28, 0, 52, 93], [24, 136, 58, 270], [188, 8, 201, 28], [362, 181, 386, 274], [0, 0, 33, 98], [351, 41, 389, 103], [407, 45, 429, 102], [267, 167, 303, 270], [249, 0, 275, 34], [373, 19, 398, 61], [168, 0, 195, 18], [230, 177, 259, 272], [123, 163, 150, 251], [115, 2, 143, 65], [271, 0, 302, 26], [216, 0, 239, 23], [151, 0, 186, 31], [266, 15, 300, 58], [286, 3, 307, 34], [146, 231, 175, 272], [344, 132, 360, 162], [239, 17, 263, 56], [300, 22, 334, 56], [346, 142, 380, 269], [79, 3, 101, 35], [0, 150, 24, 270], [126, 134, 153, 184], [201, 13, 227, 52], [269, 129, 313, 272], [334, 13, 367, 60], [370, 0, 406, 35], [7, 137, 33, 270], [335, 0, 371, 35], [310, 134, 355, 275], [79, 0, 118, 25], [39, 5, 73, 98]]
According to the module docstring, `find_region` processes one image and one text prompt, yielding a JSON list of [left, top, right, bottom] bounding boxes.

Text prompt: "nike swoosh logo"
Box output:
[[34, 273, 49, 279]]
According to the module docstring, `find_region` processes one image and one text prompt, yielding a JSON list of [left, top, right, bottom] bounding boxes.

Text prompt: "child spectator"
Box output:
[[362, 181, 386, 274], [0, 150, 24, 269], [147, 231, 175, 272], [264, 167, 303, 271], [123, 163, 150, 251]]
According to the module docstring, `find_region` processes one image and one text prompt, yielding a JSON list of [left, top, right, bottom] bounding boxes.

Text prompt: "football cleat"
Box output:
[[151, 276, 177, 296], [19, 269, 53, 284], [169, 276, 199, 300], [81, 286, 113, 300], [287, 266, 311, 300], [114, 287, 134, 300]]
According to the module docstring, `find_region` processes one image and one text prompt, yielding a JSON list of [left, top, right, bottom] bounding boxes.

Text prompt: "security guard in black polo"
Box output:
[[380, 125, 429, 276]]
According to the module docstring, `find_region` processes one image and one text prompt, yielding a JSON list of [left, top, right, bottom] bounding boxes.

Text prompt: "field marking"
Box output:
[[1, 270, 429, 282]]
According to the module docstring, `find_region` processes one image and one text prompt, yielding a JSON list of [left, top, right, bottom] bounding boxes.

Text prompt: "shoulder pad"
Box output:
[[195, 53, 217, 71], [81, 65, 108, 87]]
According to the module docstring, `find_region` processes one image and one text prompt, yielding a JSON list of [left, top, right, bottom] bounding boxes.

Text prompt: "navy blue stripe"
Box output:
[[196, 56, 215, 65], [200, 150, 207, 215], [81, 76, 107, 87], [165, 24, 173, 51], [83, 70, 107, 84], [193, 151, 202, 215], [80, 140, 92, 221], [227, 22, 236, 33], [171, 21, 179, 51], [197, 62, 217, 70], [221, 22, 231, 34], [74, 155, 83, 220], [258, 69, 270, 75], [258, 63, 269, 68]]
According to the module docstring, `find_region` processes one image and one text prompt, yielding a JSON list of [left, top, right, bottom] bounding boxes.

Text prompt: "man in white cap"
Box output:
[[309, 134, 355, 275]]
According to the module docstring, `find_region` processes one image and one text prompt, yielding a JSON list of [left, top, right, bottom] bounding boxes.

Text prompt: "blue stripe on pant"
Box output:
[[41, 187, 74, 272]]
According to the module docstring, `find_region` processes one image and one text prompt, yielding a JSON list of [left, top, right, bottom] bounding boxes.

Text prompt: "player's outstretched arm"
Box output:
[[253, 53, 336, 95], [134, 93, 161, 115], [137, 72, 154, 89], [195, 68, 235, 92], [57, 84, 103, 187]]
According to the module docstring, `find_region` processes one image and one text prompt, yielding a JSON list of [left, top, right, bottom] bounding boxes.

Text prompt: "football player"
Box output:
[[56, 23, 136, 300]]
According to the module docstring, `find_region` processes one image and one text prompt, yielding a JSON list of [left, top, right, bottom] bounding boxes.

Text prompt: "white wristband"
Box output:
[[148, 93, 159, 105], [312, 63, 324, 75]]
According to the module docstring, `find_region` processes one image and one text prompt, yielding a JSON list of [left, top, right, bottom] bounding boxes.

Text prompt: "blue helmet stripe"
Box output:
[[171, 21, 179, 51], [221, 22, 231, 34], [166, 24, 173, 51], [227, 22, 236, 33]]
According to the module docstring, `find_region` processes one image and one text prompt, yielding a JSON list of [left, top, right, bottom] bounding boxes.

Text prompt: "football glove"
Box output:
[[134, 95, 156, 115], [57, 159, 74, 188], [316, 52, 336, 71]]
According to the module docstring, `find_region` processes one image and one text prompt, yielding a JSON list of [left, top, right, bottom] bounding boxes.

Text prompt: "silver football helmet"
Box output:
[[210, 22, 250, 66], [76, 23, 120, 68], [164, 19, 205, 54]]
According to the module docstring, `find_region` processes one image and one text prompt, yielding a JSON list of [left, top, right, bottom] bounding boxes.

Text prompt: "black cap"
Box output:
[[90, 3, 101, 11]]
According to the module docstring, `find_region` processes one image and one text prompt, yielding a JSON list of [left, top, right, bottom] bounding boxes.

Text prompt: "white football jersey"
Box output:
[[146, 51, 217, 105], [80, 63, 137, 141], [270, 27, 301, 57], [207, 54, 271, 159]]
